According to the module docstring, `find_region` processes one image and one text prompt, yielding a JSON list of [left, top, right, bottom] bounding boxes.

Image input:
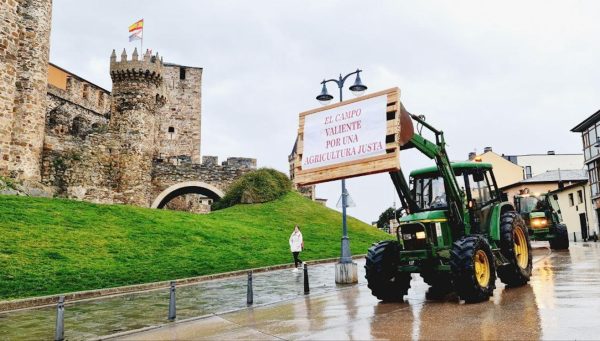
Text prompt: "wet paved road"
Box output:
[[120, 243, 600, 340]]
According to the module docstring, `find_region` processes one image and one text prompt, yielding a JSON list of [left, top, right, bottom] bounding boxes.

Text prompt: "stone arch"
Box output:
[[151, 181, 225, 209]]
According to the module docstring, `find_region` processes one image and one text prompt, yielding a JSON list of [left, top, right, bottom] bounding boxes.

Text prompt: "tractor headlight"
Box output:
[[531, 218, 548, 228], [400, 223, 428, 250]]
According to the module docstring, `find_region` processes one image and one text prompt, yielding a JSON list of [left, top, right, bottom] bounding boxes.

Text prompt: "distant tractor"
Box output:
[[513, 193, 569, 250], [365, 110, 532, 303]]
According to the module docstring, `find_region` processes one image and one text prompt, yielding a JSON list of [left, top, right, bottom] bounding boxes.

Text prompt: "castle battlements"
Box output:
[[109, 48, 164, 85]]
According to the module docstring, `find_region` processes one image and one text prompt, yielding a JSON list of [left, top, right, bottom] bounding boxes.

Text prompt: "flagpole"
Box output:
[[140, 19, 144, 55]]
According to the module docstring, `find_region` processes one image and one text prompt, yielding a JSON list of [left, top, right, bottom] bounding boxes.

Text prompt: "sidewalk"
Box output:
[[0, 259, 366, 340], [117, 284, 383, 341], [116, 245, 575, 341]]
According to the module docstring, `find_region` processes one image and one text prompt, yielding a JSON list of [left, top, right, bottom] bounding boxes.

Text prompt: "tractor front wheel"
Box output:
[[549, 224, 569, 250], [497, 212, 532, 287], [365, 240, 411, 302], [450, 235, 496, 303]]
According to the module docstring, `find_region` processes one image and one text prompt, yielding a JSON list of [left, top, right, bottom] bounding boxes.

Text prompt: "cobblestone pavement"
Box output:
[[120, 243, 600, 340], [0, 259, 364, 340]]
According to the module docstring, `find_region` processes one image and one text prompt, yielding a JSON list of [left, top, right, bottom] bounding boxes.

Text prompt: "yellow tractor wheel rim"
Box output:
[[474, 249, 490, 287], [514, 227, 529, 269]]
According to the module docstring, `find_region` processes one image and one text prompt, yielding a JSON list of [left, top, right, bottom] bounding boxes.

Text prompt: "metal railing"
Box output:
[[52, 263, 312, 340]]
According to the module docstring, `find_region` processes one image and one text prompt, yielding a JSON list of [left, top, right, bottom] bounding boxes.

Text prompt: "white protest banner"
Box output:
[[293, 87, 401, 186], [302, 94, 387, 170]]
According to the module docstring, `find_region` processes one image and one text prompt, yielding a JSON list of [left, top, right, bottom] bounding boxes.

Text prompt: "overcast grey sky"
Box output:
[[50, 0, 600, 224]]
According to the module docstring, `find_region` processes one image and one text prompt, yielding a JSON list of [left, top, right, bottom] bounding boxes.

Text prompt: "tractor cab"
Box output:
[[514, 193, 557, 227], [402, 162, 501, 243], [513, 192, 568, 249]]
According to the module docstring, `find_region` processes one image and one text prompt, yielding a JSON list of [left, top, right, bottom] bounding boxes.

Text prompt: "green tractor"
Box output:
[[513, 192, 569, 250], [365, 110, 532, 303]]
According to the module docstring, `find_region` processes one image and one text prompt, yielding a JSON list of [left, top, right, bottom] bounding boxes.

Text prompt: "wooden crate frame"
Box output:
[[293, 87, 401, 186]]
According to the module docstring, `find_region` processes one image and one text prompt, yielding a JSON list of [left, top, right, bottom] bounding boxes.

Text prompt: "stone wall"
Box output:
[[42, 67, 112, 200], [0, 0, 21, 175], [223, 157, 257, 168], [157, 64, 202, 164], [151, 157, 256, 201], [0, 0, 52, 181], [46, 91, 109, 139], [41, 132, 120, 203], [48, 66, 111, 117]]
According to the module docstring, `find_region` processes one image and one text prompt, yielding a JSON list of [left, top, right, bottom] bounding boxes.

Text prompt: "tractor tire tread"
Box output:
[[497, 211, 532, 287], [450, 235, 496, 303], [550, 224, 569, 250], [365, 240, 411, 302]]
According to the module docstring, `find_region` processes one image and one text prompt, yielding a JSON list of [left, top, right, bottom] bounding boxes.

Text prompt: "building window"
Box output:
[[525, 166, 532, 179], [583, 125, 600, 162], [82, 84, 89, 100], [588, 161, 600, 197], [168, 126, 175, 140], [578, 190, 584, 204], [569, 193, 574, 206], [180, 67, 186, 80]]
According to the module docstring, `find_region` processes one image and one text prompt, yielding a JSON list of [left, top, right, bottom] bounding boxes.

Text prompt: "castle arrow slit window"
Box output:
[[180, 67, 186, 80], [168, 126, 175, 139]]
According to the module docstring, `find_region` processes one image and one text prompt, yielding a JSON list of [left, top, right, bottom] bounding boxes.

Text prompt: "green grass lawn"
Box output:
[[0, 192, 390, 300]]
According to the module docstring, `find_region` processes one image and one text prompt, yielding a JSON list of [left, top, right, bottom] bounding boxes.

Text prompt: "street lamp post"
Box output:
[[316, 69, 367, 284]]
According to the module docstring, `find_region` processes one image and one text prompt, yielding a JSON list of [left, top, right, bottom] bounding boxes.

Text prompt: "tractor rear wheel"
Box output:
[[365, 240, 411, 302], [549, 224, 569, 250], [450, 235, 496, 303], [497, 212, 532, 287]]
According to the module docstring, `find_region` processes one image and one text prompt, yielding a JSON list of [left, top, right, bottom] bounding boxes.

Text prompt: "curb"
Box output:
[[0, 255, 365, 313]]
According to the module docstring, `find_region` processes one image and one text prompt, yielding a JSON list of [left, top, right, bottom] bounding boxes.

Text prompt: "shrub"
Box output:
[[376, 207, 396, 231], [213, 168, 291, 210]]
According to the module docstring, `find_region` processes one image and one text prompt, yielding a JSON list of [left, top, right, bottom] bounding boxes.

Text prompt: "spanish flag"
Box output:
[[129, 19, 144, 32]]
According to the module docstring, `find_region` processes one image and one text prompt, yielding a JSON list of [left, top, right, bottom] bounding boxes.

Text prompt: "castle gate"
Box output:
[[151, 181, 225, 209], [150, 158, 256, 211]]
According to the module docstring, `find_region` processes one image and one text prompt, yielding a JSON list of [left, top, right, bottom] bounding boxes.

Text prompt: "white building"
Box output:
[[502, 151, 584, 179], [552, 182, 598, 241]]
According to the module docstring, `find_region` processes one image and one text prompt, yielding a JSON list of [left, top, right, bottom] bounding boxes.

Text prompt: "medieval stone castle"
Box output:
[[0, 0, 256, 212]]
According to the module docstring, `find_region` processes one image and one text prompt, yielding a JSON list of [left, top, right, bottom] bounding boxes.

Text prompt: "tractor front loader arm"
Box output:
[[389, 105, 466, 237]]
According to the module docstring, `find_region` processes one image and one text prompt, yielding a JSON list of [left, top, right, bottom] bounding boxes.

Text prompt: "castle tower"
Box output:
[[157, 64, 202, 164], [0, 0, 52, 180], [109, 48, 166, 206]]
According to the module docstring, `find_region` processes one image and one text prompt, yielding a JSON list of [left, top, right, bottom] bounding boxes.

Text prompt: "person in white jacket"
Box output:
[[289, 225, 304, 272]]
